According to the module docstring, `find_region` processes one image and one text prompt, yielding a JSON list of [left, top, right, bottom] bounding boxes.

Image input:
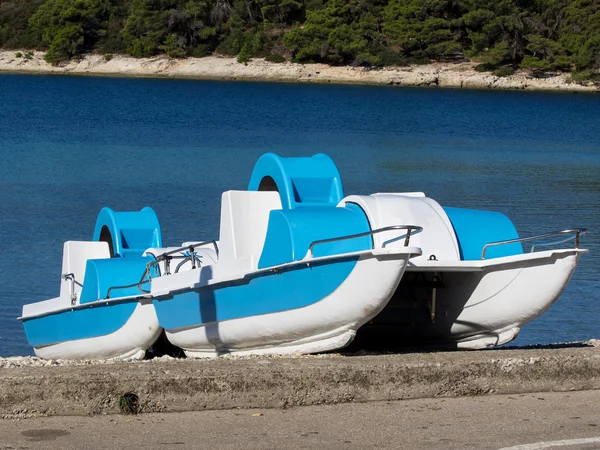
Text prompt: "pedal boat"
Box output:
[[147, 154, 422, 357], [345, 193, 588, 349], [19, 208, 163, 360]]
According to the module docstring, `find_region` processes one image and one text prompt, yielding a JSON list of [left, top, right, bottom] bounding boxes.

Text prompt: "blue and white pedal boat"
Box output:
[[20, 152, 586, 359], [346, 193, 588, 349], [146, 154, 422, 357], [19, 208, 163, 360]]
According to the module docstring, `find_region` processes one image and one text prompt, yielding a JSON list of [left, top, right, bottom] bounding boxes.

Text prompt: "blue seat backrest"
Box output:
[[80, 256, 153, 303], [92, 207, 162, 258], [258, 204, 372, 268], [443, 207, 523, 260], [248, 153, 344, 209]]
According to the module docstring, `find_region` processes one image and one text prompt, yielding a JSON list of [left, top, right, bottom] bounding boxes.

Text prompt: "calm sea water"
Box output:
[[0, 74, 598, 356]]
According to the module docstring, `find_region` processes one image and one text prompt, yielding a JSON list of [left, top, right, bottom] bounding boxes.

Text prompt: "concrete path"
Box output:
[[1, 390, 599, 449], [1, 345, 599, 417]]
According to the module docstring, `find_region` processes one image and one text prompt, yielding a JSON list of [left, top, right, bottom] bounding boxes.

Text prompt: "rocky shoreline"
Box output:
[[1, 50, 599, 92], [2, 339, 597, 369]]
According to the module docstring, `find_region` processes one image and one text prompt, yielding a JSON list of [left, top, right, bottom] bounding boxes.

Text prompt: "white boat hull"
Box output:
[[158, 249, 415, 357], [29, 301, 161, 360], [361, 249, 584, 349]]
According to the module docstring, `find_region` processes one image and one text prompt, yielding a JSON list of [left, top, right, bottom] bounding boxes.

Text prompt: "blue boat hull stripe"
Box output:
[[23, 300, 141, 347]]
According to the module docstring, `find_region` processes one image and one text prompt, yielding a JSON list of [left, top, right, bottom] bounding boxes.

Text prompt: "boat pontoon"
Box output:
[[20, 207, 163, 359], [344, 193, 587, 349], [147, 154, 422, 357]]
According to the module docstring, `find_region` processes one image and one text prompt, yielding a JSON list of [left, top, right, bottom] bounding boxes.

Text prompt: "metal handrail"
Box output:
[[174, 255, 203, 273], [62, 273, 83, 287], [307, 225, 423, 257], [106, 267, 152, 299], [105, 226, 422, 298], [103, 226, 420, 299], [147, 240, 219, 275], [480, 228, 588, 260], [103, 241, 219, 299], [152, 240, 219, 259], [62, 273, 83, 305]]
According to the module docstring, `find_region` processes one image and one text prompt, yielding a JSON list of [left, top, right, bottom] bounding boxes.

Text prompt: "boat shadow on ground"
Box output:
[[144, 334, 595, 360], [339, 340, 595, 356], [497, 341, 595, 350]]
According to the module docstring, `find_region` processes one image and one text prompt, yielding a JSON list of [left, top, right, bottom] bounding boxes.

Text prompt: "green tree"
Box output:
[[520, 35, 570, 72], [284, 0, 384, 65], [29, 0, 111, 63], [559, 0, 600, 71], [162, 32, 186, 56], [0, 0, 597, 76], [0, 0, 46, 49], [121, 0, 174, 57], [382, 0, 464, 61]]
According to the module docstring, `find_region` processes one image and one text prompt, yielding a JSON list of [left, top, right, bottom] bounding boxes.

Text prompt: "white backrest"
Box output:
[[219, 190, 282, 271], [59, 241, 111, 299], [341, 193, 461, 261]]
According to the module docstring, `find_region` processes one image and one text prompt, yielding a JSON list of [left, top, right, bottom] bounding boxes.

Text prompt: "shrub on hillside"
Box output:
[[265, 53, 285, 63], [569, 70, 600, 84], [474, 63, 495, 72], [494, 67, 514, 77]]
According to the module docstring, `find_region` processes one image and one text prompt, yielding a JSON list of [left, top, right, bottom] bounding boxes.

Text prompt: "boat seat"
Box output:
[[218, 190, 282, 272], [79, 256, 153, 303], [341, 194, 461, 261], [443, 207, 523, 260], [59, 241, 111, 304], [258, 204, 372, 269]]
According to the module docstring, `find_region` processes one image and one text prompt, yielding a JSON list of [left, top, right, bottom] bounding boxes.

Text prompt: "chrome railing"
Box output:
[[480, 228, 588, 260], [307, 225, 423, 258], [105, 240, 218, 298], [106, 226, 421, 299], [147, 240, 219, 275], [106, 269, 152, 299], [62, 273, 83, 305]]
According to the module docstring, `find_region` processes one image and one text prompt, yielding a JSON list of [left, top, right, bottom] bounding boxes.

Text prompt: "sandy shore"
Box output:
[[1, 50, 598, 92]]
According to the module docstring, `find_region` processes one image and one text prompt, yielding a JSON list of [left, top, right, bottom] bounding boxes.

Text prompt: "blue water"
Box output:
[[0, 74, 598, 356]]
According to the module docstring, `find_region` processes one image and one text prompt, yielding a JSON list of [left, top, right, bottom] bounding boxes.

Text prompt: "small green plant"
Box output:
[[119, 392, 139, 415], [569, 69, 600, 84], [411, 57, 432, 65], [163, 33, 186, 58], [237, 44, 252, 64], [265, 53, 285, 63], [377, 49, 409, 67], [493, 66, 514, 77], [103, 53, 113, 61], [474, 63, 496, 72], [15, 52, 22, 58], [191, 44, 212, 58], [24, 51, 33, 60]]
